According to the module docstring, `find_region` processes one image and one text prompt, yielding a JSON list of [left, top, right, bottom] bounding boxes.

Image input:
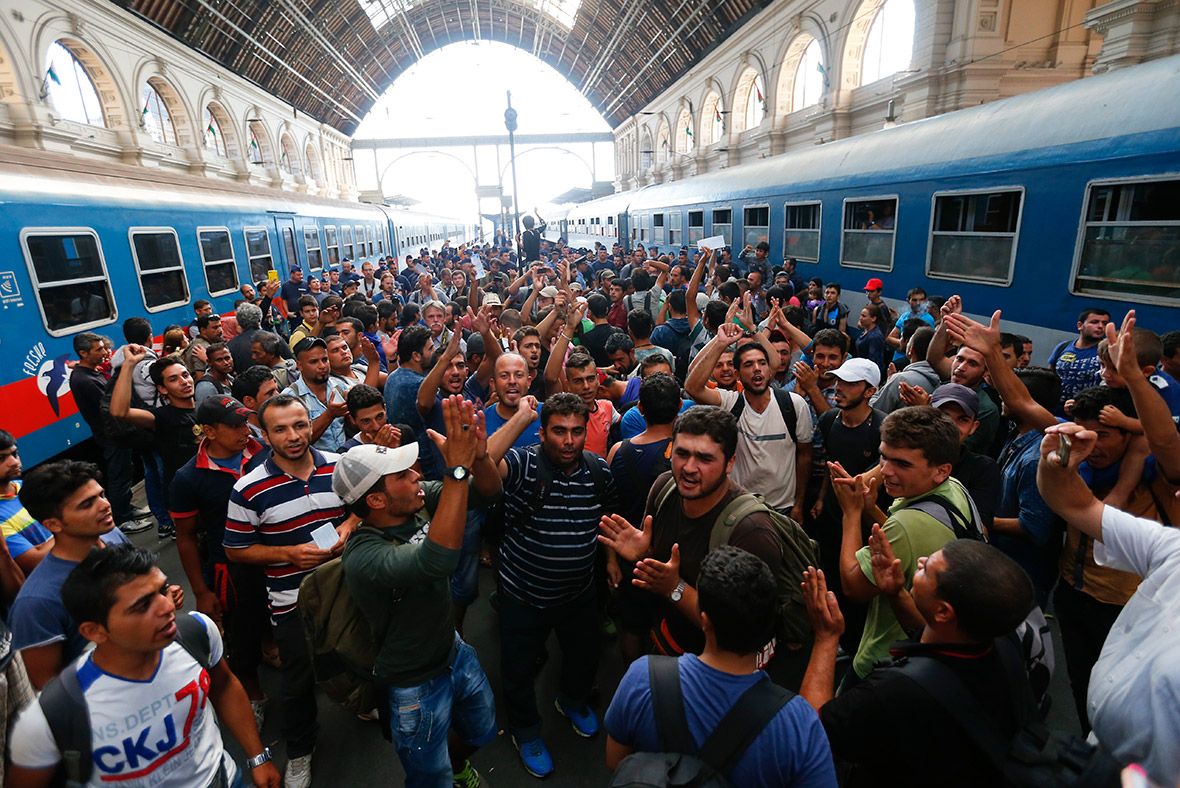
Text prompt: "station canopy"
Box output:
[[125, 0, 772, 134]]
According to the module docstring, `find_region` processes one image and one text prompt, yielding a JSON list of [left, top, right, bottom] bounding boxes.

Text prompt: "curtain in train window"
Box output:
[[1074, 178, 1180, 302], [24, 231, 116, 333]]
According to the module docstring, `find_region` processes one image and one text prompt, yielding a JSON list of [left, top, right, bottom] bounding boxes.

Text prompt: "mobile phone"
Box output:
[[1056, 434, 1072, 467], [267, 269, 279, 283]]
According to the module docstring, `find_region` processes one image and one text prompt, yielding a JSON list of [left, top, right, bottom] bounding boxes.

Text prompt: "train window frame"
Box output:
[[242, 226, 275, 284], [303, 225, 323, 271], [712, 208, 733, 246], [783, 201, 822, 263], [195, 226, 240, 298], [654, 213, 665, 246], [668, 211, 682, 246], [341, 225, 354, 261], [1069, 174, 1180, 306], [840, 195, 899, 272], [324, 225, 340, 267], [688, 210, 704, 245], [742, 204, 771, 251], [925, 187, 1023, 287], [20, 227, 118, 337], [127, 226, 190, 313]]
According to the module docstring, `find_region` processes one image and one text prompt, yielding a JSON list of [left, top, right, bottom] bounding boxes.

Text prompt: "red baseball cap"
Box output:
[[863, 278, 884, 290]]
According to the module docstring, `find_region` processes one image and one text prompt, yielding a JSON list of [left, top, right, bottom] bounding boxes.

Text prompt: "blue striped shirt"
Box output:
[[223, 448, 344, 622], [499, 447, 617, 608]]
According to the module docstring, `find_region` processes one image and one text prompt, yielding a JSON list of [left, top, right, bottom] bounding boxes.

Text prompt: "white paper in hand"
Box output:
[[471, 254, 486, 279], [310, 523, 339, 551], [697, 235, 726, 251]]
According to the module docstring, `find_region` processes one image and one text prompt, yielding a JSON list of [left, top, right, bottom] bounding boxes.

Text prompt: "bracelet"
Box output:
[[563, 333, 575, 340]]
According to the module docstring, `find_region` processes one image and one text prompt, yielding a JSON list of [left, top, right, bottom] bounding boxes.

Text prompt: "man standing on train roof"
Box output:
[[280, 268, 311, 329], [1048, 307, 1111, 413]]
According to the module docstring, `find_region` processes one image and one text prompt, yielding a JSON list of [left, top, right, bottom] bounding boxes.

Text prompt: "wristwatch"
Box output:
[[447, 465, 472, 482], [670, 579, 686, 603], [246, 748, 272, 769]]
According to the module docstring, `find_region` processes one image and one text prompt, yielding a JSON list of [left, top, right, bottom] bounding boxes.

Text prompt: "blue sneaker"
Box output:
[[554, 699, 599, 738], [512, 736, 553, 778]]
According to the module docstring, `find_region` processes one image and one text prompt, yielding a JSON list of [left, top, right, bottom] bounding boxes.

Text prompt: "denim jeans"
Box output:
[[387, 635, 497, 788], [499, 588, 599, 741], [141, 449, 172, 527], [449, 509, 484, 607]]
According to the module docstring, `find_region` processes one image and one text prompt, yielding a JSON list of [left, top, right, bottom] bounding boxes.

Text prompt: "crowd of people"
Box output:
[[0, 223, 1177, 788]]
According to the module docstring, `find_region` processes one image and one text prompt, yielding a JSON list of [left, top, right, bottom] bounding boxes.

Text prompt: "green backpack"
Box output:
[[653, 478, 820, 647]]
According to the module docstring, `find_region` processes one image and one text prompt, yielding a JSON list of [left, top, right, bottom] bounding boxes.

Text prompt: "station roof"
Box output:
[[123, 0, 772, 135]]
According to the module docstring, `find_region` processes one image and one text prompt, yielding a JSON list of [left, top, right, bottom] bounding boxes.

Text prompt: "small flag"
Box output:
[[206, 122, 217, 137], [250, 136, 259, 150], [685, 125, 692, 137], [816, 62, 825, 75], [661, 138, 668, 148], [755, 84, 764, 103], [715, 106, 722, 122], [142, 100, 150, 117], [46, 66, 61, 86]]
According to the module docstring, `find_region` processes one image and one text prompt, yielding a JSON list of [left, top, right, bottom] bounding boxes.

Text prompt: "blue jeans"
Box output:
[[141, 449, 172, 527], [449, 509, 484, 607], [387, 635, 497, 788]]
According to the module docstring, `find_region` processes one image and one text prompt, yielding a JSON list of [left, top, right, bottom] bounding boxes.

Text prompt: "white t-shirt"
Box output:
[[10, 613, 233, 788], [714, 388, 813, 510]]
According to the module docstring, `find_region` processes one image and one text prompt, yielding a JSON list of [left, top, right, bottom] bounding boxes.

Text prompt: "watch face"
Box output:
[[451, 466, 468, 480]]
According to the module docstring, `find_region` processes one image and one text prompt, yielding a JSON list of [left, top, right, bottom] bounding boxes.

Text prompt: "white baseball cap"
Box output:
[[332, 443, 419, 504], [830, 358, 881, 387]]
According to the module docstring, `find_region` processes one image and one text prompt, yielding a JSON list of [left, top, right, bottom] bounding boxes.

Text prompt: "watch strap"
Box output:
[[246, 748, 271, 769]]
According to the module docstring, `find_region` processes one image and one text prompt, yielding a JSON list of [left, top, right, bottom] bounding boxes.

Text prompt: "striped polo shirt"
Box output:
[[499, 446, 617, 608], [224, 448, 344, 621]]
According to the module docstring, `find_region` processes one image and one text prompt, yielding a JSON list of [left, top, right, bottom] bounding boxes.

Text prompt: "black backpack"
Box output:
[[894, 635, 1121, 788], [670, 323, 706, 383], [900, 478, 987, 542], [610, 656, 794, 788], [483, 448, 610, 546], [39, 614, 213, 788], [98, 365, 156, 451]]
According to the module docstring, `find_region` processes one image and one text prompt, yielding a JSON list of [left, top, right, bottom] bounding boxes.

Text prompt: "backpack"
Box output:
[[728, 388, 798, 444], [40, 613, 213, 788], [298, 533, 396, 717], [652, 477, 820, 648], [670, 322, 706, 383], [900, 478, 987, 542], [894, 635, 1121, 788], [610, 655, 794, 788], [98, 365, 156, 451], [483, 448, 610, 546]]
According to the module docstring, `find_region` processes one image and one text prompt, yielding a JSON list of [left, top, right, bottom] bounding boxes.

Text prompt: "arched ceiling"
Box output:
[[123, 0, 774, 135]]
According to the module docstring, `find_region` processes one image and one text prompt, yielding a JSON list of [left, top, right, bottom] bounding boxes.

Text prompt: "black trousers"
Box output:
[[499, 588, 599, 741], [273, 613, 319, 758], [1053, 582, 1124, 734]]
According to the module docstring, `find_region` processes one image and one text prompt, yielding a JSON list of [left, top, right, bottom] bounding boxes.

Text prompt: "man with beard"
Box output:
[[786, 329, 846, 519], [284, 337, 350, 452], [224, 394, 357, 788], [687, 323, 812, 520], [485, 394, 617, 779], [925, 296, 1002, 454]]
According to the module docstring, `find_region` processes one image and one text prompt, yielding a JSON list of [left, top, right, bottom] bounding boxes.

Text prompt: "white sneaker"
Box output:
[[250, 697, 267, 731], [285, 752, 313, 788]]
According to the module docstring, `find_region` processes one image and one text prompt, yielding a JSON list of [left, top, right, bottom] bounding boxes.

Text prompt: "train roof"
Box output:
[[566, 188, 650, 220], [621, 54, 1180, 211]]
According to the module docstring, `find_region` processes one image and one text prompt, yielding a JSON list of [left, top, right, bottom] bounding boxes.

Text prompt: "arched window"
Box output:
[[280, 134, 300, 175], [640, 131, 653, 172], [656, 122, 670, 163], [248, 128, 264, 165], [862, 0, 916, 85], [791, 39, 825, 112], [675, 108, 694, 153], [141, 80, 179, 145], [203, 106, 227, 158], [744, 73, 765, 131], [44, 41, 105, 127], [704, 93, 724, 145]]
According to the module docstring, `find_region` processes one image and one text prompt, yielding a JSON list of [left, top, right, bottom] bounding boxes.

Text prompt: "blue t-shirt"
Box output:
[[0, 482, 52, 561], [279, 279, 310, 311], [605, 654, 838, 788], [620, 399, 694, 440], [890, 310, 935, 361], [9, 529, 130, 658], [1149, 369, 1180, 427], [992, 428, 1063, 605], [1049, 341, 1101, 412], [484, 403, 541, 450]]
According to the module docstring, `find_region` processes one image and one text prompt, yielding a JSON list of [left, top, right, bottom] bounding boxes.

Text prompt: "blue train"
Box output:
[[548, 54, 1180, 354], [0, 146, 474, 466]]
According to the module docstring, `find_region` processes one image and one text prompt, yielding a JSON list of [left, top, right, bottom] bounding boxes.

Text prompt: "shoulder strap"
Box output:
[[653, 476, 679, 517], [906, 483, 983, 540], [771, 388, 798, 442], [528, 449, 555, 517], [647, 656, 694, 755], [697, 678, 794, 775], [583, 450, 609, 498], [173, 612, 213, 669], [40, 663, 92, 787], [709, 493, 769, 552], [729, 394, 745, 419]]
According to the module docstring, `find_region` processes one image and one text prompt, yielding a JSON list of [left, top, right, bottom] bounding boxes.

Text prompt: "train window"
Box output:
[[1072, 177, 1180, 303], [303, 226, 323, 271], [743, 206, 770, 249], [358, 226, 369, 256], [668, 212, 682, 245], [688, 211, 704, 244], [928, 189, 1022, 284], [325, 225, 340, 267], [784, 202, 821, 263], [21, 229, 116, 335], [342, 225, 354, 260], [129, 228, 189, 311], [196, 228, 240, 296], [841, 197, 897, 271], [712, 209, 732, 245], [654, 213, 665, 245], [243, 227, 275, 283]]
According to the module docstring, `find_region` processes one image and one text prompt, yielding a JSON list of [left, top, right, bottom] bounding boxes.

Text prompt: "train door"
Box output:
[[272, 214, 301, 275], [616, 212, 629, 252]]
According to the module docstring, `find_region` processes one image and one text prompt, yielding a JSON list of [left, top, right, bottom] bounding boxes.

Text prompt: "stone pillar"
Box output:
[[1086, 0, 1178, 72]]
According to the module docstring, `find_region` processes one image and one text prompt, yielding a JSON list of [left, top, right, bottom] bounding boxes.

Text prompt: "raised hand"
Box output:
[[828, 462, 868, 514], [897, 381, 931, 407], [633, 544, 681, 596], [121, 343, 149, 366], [945, 309, 1002, 354], [868, 523, 905, 597], [793, 360, 817, 391], [1104, 310, 1140, 379], [940, 294, 963, 320], [372, 423, 401, 448], [598, 514, 651, 563], [716, 321, 743, 343], [359, 335, 380, 364], [802, 567, 844, 642], [426, 395, 479, 470]]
